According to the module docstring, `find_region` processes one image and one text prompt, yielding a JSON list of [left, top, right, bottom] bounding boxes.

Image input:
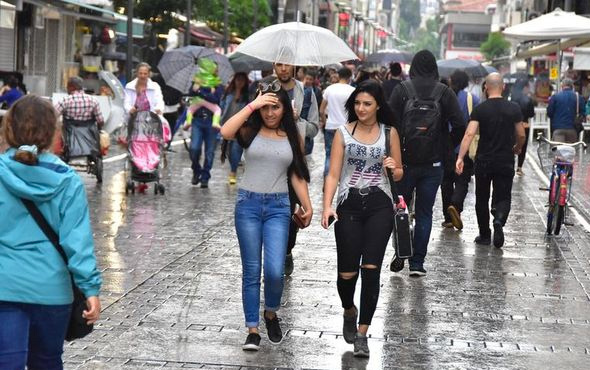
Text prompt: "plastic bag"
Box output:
[[99, 130, 110, 156]]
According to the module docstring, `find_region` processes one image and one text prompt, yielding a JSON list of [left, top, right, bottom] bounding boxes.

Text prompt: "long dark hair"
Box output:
[[223, 72, 249, 103], [236, 83, 310, 182], [345, 80, 394, 126]]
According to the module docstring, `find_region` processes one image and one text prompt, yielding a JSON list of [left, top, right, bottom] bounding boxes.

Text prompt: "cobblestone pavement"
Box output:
[[63, 135, 590, 370]]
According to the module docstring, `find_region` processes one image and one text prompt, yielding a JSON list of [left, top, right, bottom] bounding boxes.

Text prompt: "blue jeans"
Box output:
[[323, 129, 336, 178], [0, 301, 71, 370], [395, 164, 444, 268], [234, 189, 291, 328], [190, 123, 218, 182], [228, 140, 243, 173]]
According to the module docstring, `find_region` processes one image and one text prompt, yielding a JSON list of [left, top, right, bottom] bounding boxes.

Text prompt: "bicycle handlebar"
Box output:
[[536, 132, 587, 149]]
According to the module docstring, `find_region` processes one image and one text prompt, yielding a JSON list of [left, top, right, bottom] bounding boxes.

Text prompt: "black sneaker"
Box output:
[[191, 175, 200, 185], [390, 255, 405, 273], [242, 333, 261, 351], [264, 312, 283, 344], [353, 333, 370, 358], [342, 306, 358, 344], [474, 235, 491, 245], [284, 253, 294, 276], [200, 181, 209, 189], [409, 266, 427, 277], [493, 223, 504, 248]]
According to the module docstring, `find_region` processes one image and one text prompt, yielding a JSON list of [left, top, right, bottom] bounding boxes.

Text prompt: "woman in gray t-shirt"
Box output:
[[321, 80, 403, 358], [220, 77, 312, 351]]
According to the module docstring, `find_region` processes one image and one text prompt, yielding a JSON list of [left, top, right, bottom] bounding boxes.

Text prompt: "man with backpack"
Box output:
[[388, 50, 465, 276]]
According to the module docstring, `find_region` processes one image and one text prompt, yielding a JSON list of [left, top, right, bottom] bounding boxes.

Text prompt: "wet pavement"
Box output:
[[62, 135, 590, 369]]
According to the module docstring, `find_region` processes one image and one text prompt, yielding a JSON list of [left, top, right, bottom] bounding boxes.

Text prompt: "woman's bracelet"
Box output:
[[246, 103, 254, 113]]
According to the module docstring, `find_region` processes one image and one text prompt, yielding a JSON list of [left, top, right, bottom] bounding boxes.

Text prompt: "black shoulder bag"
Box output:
[[21, 198, 94, 341], [384, 126, 414, 265]]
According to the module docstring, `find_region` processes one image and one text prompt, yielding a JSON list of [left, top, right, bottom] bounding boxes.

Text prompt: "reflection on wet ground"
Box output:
[[65, 140, 590, 369]]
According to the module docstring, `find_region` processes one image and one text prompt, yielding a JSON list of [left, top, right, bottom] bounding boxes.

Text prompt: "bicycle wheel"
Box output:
[[553, 204, 565, 235]]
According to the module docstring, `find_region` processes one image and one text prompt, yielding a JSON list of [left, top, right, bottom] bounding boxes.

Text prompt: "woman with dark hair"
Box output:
[[321, 80, 403, 358], [220, 72, 250, 184], [220, 77, 312, 351], [510, 78, 535, 175], [0, 95, 102, 369]]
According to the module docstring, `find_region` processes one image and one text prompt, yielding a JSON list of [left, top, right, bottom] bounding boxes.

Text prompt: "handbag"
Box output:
[[21, 198, 94, 341], [574, 92, 585, 135], [384, 126, 414, 262]]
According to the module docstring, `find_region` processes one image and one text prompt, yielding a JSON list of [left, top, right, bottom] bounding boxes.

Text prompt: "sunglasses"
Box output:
[[258, 79, 281, 93]]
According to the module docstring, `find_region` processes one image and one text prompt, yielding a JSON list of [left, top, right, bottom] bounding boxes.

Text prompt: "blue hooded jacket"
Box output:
[[0, 149, 102, 305]]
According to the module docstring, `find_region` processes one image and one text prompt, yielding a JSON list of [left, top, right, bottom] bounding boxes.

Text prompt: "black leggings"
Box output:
[[334, 190, 393, 325]]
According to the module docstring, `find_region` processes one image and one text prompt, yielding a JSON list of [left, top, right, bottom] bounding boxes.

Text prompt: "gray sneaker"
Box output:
[[353, 333, 370, 358], [342, 306, 358, 344]]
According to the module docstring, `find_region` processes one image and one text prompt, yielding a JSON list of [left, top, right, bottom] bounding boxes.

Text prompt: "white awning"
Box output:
[[504, 8, 590, 41]]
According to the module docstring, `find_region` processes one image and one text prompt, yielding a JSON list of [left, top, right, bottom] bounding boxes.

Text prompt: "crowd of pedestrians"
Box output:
[[2, 46, 587, 368]]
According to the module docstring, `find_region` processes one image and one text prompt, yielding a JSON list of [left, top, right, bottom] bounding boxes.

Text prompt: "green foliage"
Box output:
[[195, 0, 271, 38], [116, 0, 271, 39], [412, 17, 440, 57], [480, 32, 511, 61], [399, 0, 421, 40]]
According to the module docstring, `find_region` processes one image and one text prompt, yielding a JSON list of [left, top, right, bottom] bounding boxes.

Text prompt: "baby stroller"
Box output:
[[61, 117, 103, 183], [124, 111, 166, 195]]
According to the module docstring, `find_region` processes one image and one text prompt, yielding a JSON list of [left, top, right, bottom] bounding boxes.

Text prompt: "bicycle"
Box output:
[[536, 133, 587, 235]]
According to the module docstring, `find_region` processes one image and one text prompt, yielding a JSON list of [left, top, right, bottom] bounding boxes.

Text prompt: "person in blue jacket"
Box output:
[[547, 78, 586, 143], [0, 95, 102, 370], [189, 82, 225, 188], [0, 76, 24, 108]]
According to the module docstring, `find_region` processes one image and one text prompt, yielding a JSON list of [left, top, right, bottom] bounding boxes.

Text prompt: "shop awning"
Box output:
[[516, 38, 590, 59], [178, 26, 219, 42], [60, 0, 144, 37], [22, 0, 117, 23]]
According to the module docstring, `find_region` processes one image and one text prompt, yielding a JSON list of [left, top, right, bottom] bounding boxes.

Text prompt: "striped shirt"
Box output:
[[55, 90, 104, 125]]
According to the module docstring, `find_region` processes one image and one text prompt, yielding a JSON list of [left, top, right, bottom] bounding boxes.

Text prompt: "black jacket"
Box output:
[[388, 77, 466, 165]]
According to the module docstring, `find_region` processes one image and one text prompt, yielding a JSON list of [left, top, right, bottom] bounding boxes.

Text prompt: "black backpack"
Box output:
[[399, 81, 446, 165]]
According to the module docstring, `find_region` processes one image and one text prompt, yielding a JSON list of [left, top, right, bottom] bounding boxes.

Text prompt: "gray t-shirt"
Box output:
[[240, 134, 293, 193]]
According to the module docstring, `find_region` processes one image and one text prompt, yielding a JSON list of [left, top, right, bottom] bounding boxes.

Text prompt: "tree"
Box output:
[[480, 32, 511, 61], [194, 0, 271, 38], [114, 0, 272, 39], [412, 17, 440, 57], [398, 0, 421, 40]]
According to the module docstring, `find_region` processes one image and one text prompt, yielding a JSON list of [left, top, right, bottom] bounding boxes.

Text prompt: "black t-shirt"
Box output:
[[470, 97, 523, 163]]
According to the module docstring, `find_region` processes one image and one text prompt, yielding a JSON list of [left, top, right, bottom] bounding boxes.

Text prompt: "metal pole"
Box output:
[[126, 0, 133, 83], [557, 39, 562, 92], [185, 0, 192, 46], [223, 0, 229, 54], [253, 0, 258, 31]]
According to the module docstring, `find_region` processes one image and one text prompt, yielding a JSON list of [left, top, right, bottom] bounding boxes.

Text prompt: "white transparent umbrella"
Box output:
[[235, 22, 358, 66]]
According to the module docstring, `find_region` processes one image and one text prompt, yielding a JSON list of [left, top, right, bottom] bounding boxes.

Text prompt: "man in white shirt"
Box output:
[[320, 67, 355, 177]]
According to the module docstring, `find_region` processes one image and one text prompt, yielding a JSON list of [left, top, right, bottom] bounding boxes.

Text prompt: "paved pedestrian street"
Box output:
[[63, 137, 590, 370]]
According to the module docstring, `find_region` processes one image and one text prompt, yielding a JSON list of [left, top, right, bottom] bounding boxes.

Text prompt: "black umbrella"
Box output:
[[437, 59, 488, 79], [229, 52, 273, 73], [366, 50, 414, 66]]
